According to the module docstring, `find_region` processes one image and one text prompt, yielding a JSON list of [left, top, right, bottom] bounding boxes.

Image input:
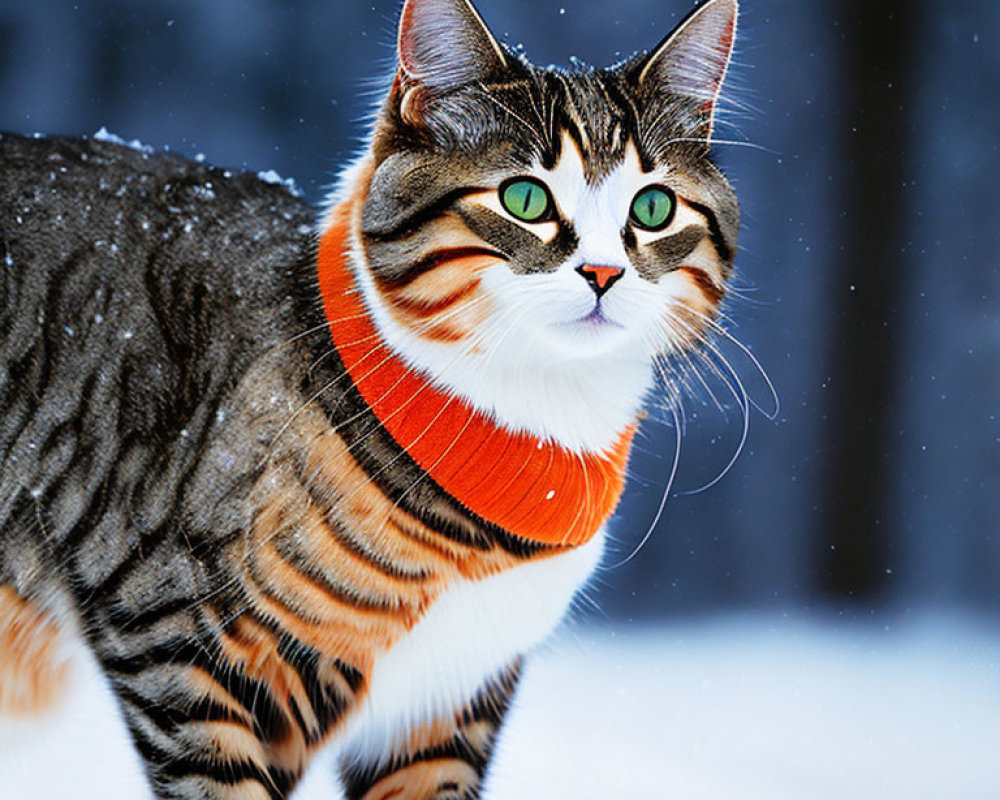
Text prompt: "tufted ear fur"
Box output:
[[397, 0, 508, 95], [635, 0, 738, 139]]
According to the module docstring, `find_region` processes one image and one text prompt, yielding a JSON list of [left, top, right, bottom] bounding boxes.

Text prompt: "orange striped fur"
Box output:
[[0, 586, 70, 716], [356, 760, 480, 800], [374, 212, 501, 346], [169, 397, 542, 778]]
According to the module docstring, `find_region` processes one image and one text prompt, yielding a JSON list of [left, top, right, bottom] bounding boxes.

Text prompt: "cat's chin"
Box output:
[[545, 315, 638, 360]]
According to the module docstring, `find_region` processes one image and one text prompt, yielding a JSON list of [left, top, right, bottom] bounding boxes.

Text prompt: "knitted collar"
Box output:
[[316, 203, 635, 547]]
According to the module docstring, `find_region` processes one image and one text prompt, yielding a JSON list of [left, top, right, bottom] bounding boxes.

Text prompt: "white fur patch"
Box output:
[[341, 531, 606, 763]]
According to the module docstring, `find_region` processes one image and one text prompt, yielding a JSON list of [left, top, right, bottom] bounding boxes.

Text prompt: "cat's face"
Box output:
[[336, 0, 739, 453]]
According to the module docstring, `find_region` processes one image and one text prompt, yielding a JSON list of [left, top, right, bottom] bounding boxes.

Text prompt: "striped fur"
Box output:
[[0, 0, 741, 797]]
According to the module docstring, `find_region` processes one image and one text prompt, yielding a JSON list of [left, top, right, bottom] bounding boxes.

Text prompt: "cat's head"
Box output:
[[331, 0, 739, 454]]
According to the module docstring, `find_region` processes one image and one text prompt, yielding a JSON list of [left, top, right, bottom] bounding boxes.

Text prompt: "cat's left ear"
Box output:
[[633, 0, 738, 140], [396, 0, 508, 95]]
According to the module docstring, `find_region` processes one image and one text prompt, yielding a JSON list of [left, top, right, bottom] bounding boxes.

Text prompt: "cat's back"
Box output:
[[0, 131, 315, 363], [0, 131, 316, 553]]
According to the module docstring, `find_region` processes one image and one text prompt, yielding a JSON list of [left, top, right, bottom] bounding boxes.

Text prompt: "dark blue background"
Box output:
[[2, 0, 997, 620]]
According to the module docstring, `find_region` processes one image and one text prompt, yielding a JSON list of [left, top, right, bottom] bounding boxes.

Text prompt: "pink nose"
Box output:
[[576, 264, 625, 297]]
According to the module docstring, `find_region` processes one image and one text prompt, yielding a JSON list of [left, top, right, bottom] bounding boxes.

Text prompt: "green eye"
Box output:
[[500, 178, 552, 223], [630, 185, 675, 231]]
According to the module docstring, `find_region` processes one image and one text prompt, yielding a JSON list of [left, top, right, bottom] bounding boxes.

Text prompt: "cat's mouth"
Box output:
[[559, 304, 626, 331]]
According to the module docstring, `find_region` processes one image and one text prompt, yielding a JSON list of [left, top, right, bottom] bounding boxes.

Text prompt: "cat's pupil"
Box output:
[[522, 186, 534, 214]]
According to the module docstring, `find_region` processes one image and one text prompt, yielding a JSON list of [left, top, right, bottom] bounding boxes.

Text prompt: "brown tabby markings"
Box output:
[[0, 129, 542, 798], [358, 760, 479, 800], [214, 617, 322, 772], [679, 265, 725, 307], [0, 586, 69, 715], [369, 212, 501, 346], [164, 399, 540, 778], [354, 718, 495, 799]]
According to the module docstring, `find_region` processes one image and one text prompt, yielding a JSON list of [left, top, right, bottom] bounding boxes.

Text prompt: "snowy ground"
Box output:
[[3, 613, 998, 799]]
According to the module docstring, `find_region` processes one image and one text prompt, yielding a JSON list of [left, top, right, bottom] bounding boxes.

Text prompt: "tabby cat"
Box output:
[[0, 0, 740, 796]]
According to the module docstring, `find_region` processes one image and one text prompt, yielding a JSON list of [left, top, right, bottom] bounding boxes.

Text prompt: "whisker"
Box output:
[[603, 403, 682, 570], [660, 312, 752, 496], [684, 307, 780, 420], [662, 137, 778, 155]]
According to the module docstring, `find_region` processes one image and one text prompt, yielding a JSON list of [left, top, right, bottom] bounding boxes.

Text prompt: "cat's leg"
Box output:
[[0, 585, 72, 716], [338, 662, 521, 800], [92, 609, 359, 800]]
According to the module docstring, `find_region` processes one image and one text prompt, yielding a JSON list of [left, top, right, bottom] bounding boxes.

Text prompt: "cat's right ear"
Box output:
[[395, 0, 507, 120], [632, 0, 738, 140]]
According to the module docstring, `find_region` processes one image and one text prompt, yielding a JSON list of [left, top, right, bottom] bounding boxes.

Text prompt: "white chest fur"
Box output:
[[341, 531, 606, 762]]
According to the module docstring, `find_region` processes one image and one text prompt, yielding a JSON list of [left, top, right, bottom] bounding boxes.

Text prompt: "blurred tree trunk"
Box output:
[[820, 1, 918, 599]]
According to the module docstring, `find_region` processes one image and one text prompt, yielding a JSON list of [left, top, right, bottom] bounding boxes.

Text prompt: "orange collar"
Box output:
[[316, 203, 635, 547]]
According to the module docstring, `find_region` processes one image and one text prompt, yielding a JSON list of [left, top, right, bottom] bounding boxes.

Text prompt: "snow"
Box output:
[[91, 126, 154, 154], [3, 613, 998, 799], [486, 615, 1000, 800], [257, 168, 303, 196]]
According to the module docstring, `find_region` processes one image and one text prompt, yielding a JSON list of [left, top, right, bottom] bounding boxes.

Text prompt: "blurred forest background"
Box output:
[[1, 0, 997, 623]]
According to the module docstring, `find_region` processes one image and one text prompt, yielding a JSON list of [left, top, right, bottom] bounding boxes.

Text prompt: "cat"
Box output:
[[0, 0, 740, 797]]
